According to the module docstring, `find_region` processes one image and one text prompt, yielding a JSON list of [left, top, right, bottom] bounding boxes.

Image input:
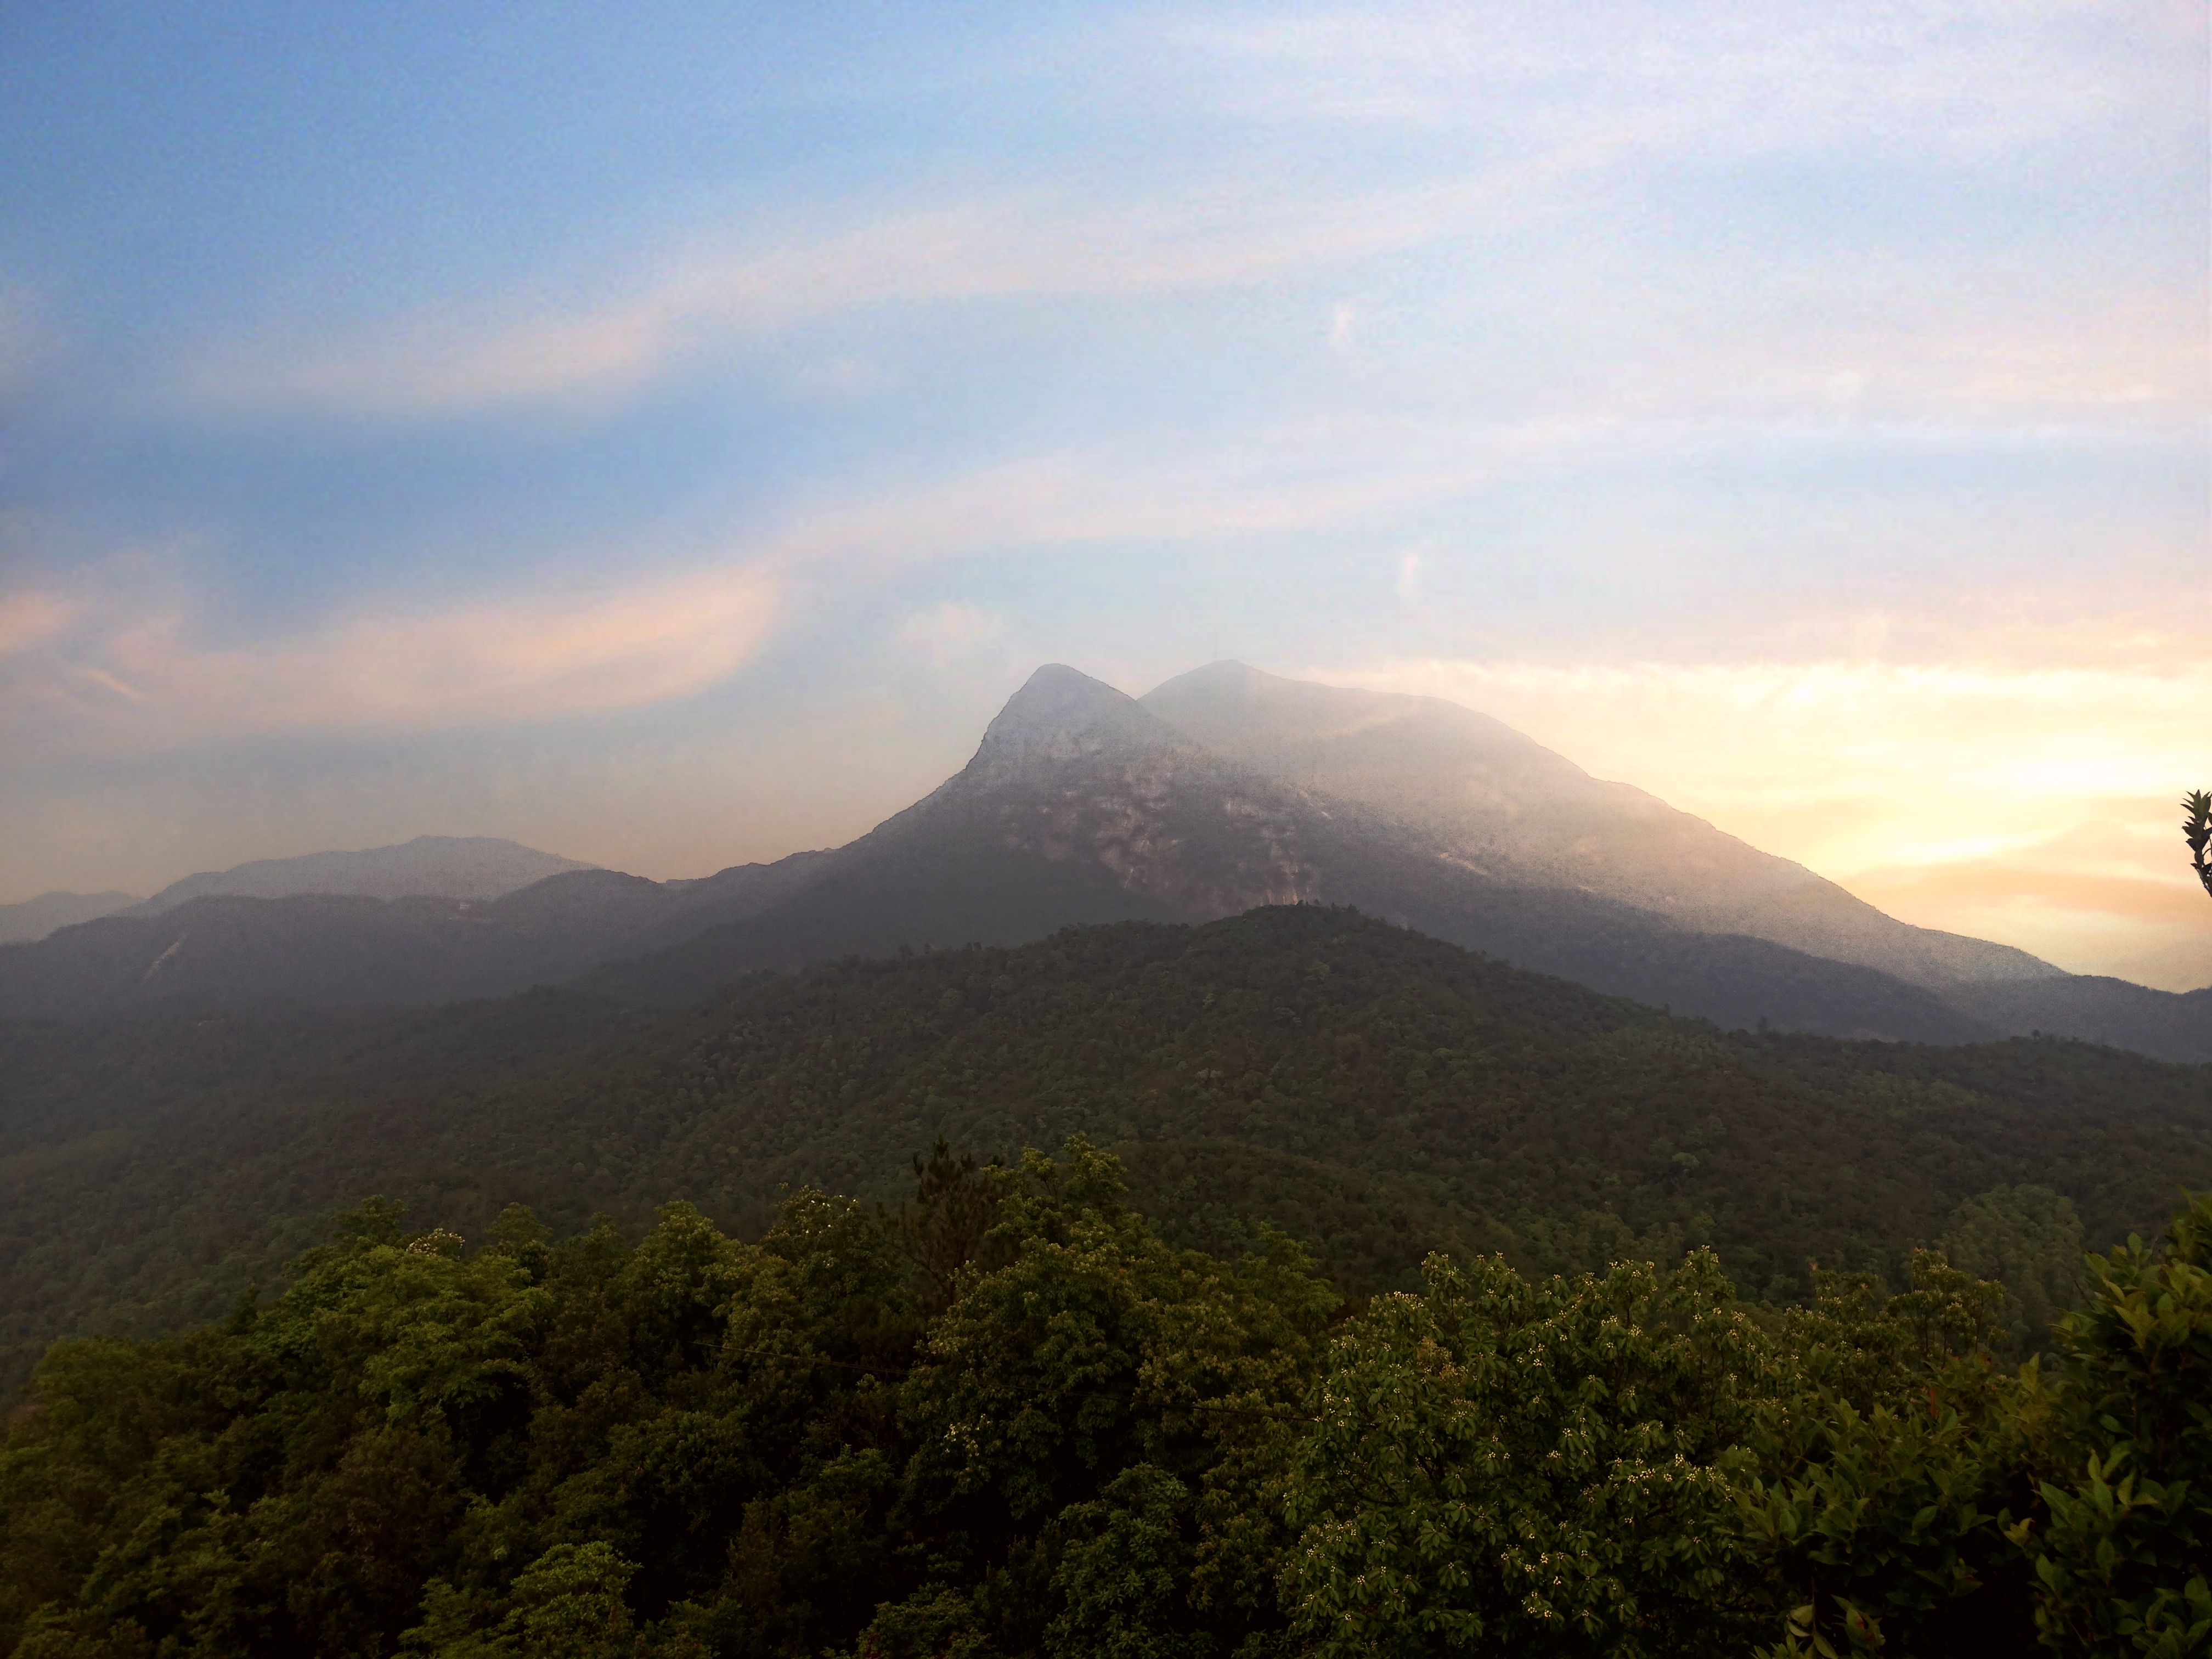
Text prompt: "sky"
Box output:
[[2, 1, 2207, 988]]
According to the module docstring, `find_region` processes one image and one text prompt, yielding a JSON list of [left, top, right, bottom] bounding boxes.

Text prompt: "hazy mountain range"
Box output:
[[3, 664, 2206, 1059], [120, 834, 597, 915], [0, 890, 142, 945], [0, 836, 590, 944]]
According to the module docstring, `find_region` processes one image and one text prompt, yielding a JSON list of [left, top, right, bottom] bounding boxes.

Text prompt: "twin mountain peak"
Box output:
[[3, 662, 2205, 1059]]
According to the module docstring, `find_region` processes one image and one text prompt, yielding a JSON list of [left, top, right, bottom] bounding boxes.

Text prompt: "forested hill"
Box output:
[[3, 905, 2210, 1389]]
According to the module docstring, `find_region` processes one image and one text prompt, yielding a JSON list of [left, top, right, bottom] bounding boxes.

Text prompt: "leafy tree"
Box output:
[[2011, 1189, 2212, 1656], [880, 1138, 1334, 1657], [1047, 1464, 1211, 1659], [883, 1138, 1011, 1315], [1942, 1186, 2089, 1359], [1743, 1252, 2044, 1656], [2, 1126, 2207, 1659], [405, 1542, 644, 1657], [1278, 1248, 1775, 1656], [2186, 792, 2212, 900]]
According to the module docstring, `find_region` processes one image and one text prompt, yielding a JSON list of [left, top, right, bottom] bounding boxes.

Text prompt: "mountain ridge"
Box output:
[[0, 890, 140, 945], [578, 665, 1995, 1045], [1, 663, 2203, 1059], [123, 834, 597, 916]]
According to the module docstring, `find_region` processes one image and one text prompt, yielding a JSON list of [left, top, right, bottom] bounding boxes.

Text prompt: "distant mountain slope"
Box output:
[[0, 893, 622, 1015], [573, 665, 1261, 996], [1141, 662, 2061, 989], [1940, 975, 2212, 1065], [0, 856, 833, 1017], [0, 890, 138, 944], [584, 666, 1992, 1044], [125, 834, 597, 916]]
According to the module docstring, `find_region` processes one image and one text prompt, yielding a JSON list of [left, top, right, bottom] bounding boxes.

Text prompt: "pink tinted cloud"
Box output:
[[5, 442, 1447, 763], [0, 591, 74, 658], [5, 563, 780, 759]]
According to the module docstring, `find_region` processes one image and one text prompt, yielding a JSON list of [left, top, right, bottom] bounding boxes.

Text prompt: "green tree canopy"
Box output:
[[2, 1148, 2206, 1658]]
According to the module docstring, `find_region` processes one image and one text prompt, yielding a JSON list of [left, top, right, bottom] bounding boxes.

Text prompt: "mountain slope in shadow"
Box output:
[[0, 858, 832, 1018], [0, 890, 139, 945]]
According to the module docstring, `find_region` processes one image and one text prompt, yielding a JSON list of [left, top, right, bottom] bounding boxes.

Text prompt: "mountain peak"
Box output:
[[967, 664, 1183, 778], [1148, 659, 1275, 697]]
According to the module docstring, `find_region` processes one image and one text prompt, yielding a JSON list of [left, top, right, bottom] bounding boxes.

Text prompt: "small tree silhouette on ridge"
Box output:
[[2185, 789, 2212, 900]]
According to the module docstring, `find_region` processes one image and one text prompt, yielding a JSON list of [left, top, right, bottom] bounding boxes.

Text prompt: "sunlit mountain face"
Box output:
[[1139, 662, 2061, 988], [1329, 657, 2212, 993]]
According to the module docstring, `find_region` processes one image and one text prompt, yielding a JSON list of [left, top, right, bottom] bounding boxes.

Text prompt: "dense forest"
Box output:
[[2, 908, 2210, 1653], [1, 1138, 2204, 1656], [5, 907, 2211, 1389]]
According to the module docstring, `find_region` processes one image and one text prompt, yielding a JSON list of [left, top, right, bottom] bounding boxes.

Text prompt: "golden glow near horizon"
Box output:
[[1334, 656, 2212, 992]]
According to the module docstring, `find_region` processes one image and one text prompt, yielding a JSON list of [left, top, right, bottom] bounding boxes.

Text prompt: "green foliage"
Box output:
[[1, 1146, 2207, 1657], [1280, 1249, 1773, 1656], [405, 1542, 643, 1657], [0, 1143, 1335, 1659], [889, 1138, 1334, 1656], [1941, 1186, 2088, 1358], [1742, 1253, 2046, 1656], [2, 907, 2210, 1656], [883, 1139, 1011, 1314], [2184, 792, 2212, 900], [1047, 1464, 1210, 1659], [2015, 1189, 2212, 1657]]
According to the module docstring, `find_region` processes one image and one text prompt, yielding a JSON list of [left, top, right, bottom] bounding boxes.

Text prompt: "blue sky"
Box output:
[[3, 1, 2207, 985]]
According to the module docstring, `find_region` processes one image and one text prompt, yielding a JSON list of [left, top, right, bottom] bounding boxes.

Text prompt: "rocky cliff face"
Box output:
[[858, 664, 1326, 918]]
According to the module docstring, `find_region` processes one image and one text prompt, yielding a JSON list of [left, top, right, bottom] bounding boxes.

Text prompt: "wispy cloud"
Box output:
[[4, 562, 781, 760], [1848, 858, 2210, 978], [170, 0, 2202, 428], [1327, 651, 2212, 986], [15, 368, 2197, 768], [1327, 303, 1357, 357], [1392, 541, 1427, 600], [191, 163, 1578, 417], [0, 590, 74, 658], [0, 435, 1455, 761]]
